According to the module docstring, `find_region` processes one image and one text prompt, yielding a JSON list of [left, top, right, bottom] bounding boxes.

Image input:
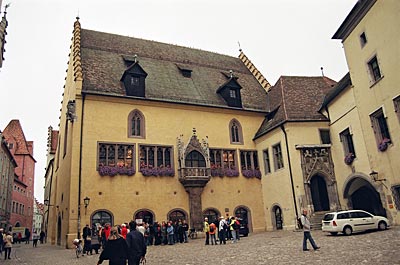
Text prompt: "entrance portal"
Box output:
[[310, 175, 330, 211], [272, 206, 283, 230], [344, 177, 386, 217]]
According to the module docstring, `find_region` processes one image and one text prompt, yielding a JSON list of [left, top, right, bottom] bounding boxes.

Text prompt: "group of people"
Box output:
[[82, 221, 146, 265], [0, 228, 46, 260], [203, 215, 242, 245]]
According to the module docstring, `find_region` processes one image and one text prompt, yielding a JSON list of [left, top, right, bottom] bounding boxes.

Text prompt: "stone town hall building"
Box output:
[[44, 0, 400, 248]]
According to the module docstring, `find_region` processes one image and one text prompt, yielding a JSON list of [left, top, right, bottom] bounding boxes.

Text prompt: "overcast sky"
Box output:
[[0, 0, 357, 202]]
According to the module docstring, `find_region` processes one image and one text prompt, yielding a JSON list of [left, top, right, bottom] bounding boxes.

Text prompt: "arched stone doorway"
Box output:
[[310, 175, 330, 211], [344, 176, 386, 216], [168, 209, 187, 222], [91, 210, 113, 227], [203, 208, 220, 225], [234, 206, 252, 232], [271, 205, 283, 230], [57, 216, 62, 246], [134, 209, 154, 224]]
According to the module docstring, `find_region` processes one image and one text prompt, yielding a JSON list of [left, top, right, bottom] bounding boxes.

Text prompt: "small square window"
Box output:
[[319, 129, 331, 144], [360, 32, 367, 47], [368, 56, 382, 82], [230, 89, 237, 98]]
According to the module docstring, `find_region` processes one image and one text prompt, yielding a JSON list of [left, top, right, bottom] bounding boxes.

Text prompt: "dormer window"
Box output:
[[121, 55, 148, 97], [176, 64, 192, 78], [217, 71, 242, 108]]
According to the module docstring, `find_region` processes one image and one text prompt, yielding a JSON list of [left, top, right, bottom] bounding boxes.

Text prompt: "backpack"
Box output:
[[209, 225, 214, 233], [297, 217, 303, 229]]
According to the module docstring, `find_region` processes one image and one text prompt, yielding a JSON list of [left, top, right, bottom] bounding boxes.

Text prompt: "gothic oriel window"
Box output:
[[229, 119, 243, 144], [185, 150, 206, 168], [128, 110, 145, 138]]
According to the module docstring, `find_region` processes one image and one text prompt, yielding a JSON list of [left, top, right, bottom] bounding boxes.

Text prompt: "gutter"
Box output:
[[77, 94, 86, 239]]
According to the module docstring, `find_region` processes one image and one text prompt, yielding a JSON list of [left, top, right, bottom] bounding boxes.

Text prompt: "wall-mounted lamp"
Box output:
[[83, 196, 90, 214], [44, 199, 58, 208], [369, 171, 386, 182]]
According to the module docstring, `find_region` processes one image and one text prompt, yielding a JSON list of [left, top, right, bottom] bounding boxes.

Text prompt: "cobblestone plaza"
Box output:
[[3, 227, 399, 265]]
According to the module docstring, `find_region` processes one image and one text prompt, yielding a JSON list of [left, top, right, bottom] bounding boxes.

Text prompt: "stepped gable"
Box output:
[[79, 29, 269, 111], [254, 76, 336, 139]]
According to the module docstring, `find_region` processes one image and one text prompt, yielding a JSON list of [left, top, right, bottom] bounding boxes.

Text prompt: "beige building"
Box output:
[[45, 1, 400, 248], [326, 0, 400, 225]]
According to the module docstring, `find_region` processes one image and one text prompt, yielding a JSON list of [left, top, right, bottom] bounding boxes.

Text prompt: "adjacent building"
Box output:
[[0, 132, 17, 231], [2, 120, 36, 236]]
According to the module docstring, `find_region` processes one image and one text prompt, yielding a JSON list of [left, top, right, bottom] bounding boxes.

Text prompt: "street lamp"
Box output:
[[83, 197, 90, 214]]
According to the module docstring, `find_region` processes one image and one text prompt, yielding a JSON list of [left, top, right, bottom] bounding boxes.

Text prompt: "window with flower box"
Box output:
[[240, 150, 261, 178], [139, 145, 174, 176], [370, 108, 391, 151], [272, 143, 284, 170], [209, 149, 238, 177], [97, 143, 135, 176], [340, 128, 356, 164]]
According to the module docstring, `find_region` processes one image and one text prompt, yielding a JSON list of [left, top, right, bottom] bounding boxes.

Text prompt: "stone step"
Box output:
[[310, 211, 330, 230]]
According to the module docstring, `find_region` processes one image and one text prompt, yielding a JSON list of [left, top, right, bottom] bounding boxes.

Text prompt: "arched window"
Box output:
[[229, 119, 243, 144], [128, 110, 145, 138], [185, 150, 206, 167], [91, 210, 113, 227], [168, 209, 187, 222]]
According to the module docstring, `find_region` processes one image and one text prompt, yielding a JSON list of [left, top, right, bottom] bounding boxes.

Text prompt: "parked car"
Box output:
[[322, 210, 389, 236], [237, 218, 249, 237]]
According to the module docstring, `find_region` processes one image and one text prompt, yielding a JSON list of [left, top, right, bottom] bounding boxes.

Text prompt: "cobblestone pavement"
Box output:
[[2, 227, 399, 265]]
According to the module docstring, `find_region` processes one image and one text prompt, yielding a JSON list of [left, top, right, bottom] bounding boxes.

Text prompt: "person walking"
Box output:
[[203, 217, 210, 245], [32, 231, 39, 247], [300, 209, 320, 251], [229, 216, 238, 243], [3, 232, 13, 260], [97, 226, 129, 265], [39, 231, 45, 244], [126, 221, 147, 265]]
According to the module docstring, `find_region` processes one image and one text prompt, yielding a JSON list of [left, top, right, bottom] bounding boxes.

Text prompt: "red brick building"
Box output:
[[2, 120, 36, 237]]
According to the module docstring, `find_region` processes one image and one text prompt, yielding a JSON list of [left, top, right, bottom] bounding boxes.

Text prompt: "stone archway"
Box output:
[[134, 209, 155, 224], [344, 176, 386, 217]]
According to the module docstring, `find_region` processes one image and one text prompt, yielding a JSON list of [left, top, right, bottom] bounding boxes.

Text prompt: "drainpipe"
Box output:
[[77, 94, 86, 239], [280, 124, 299, 222]]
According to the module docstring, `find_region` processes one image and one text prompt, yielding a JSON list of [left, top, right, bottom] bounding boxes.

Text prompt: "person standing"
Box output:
[[83, 224, 91, 240], [0, 228, 4, 256], [3, 232, 13, 260], [126, 221, 147, 265], [229, 217, 238, 243], [97, 226, 129, 265], [300, 209, 320, 251], [203, 217, 210, 245], [32, 231, 39, 247], [24, 228, 30, 244], [218, 216, 227, 245], [166, 221, 174, 245], [182, 220, 189, 243], [39, 231, 45, 244], [209, 221, 217, 245]]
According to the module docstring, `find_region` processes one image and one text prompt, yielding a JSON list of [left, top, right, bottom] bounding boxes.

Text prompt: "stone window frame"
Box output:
[[393, 95, 400, 123], [391, 185, 400, 210], [262, 148, 271, 174], [139, 144, 174, 169], [272, 143, 284, 171], [370, 107, 392, 149], [367, 54, 383, 85], [339, 127, 356, 158], [319, 129, 331, 144], [229, 119, 243, 145], [239, 149, 259, 170], [128, 109, 145, 139], [97, 142, 135, 169]]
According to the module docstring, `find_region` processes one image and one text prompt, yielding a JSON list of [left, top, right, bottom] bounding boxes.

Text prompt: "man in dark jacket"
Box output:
[[126, 221, 147, 265]]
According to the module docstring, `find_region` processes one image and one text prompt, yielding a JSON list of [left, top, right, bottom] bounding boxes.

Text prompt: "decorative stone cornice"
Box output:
[[72, 17, 83, 81], [239, 50, 271, 91]]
